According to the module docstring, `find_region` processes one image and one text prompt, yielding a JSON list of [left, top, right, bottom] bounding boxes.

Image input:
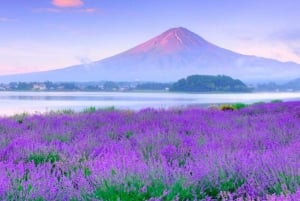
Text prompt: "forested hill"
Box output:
[[170, 75, 251, 92]]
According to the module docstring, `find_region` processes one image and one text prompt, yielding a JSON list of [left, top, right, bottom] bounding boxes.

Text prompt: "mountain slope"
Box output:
[[283, 77, 300, 90], [1, 27, 299, 83]]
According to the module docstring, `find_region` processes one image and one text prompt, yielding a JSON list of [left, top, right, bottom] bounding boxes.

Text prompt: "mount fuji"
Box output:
[[1, 27, 300, 83]]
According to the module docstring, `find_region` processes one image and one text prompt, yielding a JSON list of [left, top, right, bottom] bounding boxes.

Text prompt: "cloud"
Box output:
[[76, 56, 94, 70], [79, 8, 98, 13], [237, 36, 254, 42], [52, 0, 83, 8], [34, 8, 61, 13], [293, 48, 300, 57], [271, 29, 300, 42], [260, 29, 300, 63], [0, 17, 14, 22], [34, 7, 99, 14]]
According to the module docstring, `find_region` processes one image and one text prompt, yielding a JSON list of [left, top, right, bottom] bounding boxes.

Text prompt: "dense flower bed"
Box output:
[[0, 102, 299, 200]]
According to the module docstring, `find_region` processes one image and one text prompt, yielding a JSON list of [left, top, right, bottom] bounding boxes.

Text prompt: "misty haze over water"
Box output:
[[1, 91, 300, 116]]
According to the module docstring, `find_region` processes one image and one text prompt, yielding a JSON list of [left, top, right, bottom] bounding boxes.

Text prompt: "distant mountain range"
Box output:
[[256, 77, 300, 91], [1, 27, 300, 83]]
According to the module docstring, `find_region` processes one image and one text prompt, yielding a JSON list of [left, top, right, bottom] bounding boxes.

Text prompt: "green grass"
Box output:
[[231, 102, 248, 110], [271, 99, 283, 103], [83, 106, 97, 113], [26, 152, 60, 166], [267, 172, 300, 195], [44, 133, 71, 143], [84, 177, 207, 201]]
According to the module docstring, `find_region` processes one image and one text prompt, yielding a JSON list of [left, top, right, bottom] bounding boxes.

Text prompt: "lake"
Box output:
[[1, 91, 300, 116]]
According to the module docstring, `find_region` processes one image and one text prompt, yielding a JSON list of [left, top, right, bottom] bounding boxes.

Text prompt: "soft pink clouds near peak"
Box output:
[[52, 0, 83, 8]]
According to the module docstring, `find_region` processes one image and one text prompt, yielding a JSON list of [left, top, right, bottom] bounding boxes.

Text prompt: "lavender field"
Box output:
[[0, 102, 300, 200]]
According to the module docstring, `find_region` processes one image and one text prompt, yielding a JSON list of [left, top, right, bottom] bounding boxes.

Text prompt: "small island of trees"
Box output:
[[170, 75, 251, 92]]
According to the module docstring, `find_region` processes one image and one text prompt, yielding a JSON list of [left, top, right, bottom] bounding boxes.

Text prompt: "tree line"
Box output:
[[0, 75, 251, 92]]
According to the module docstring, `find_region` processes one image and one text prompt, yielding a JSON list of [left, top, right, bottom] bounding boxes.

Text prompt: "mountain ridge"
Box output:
[[0, 27, 299, 83]]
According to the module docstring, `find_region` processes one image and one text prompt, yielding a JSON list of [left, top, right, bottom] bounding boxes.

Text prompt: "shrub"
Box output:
[[271, 99, 283, 103], [231, 103, 248, 110], [220, 104, 235, 111], [13, 112, 28, 124]]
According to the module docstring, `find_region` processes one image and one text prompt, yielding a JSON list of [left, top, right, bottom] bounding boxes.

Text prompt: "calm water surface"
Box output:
[[1, 91, 300, 116]]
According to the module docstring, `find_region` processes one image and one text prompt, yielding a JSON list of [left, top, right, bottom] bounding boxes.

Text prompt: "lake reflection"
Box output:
[[1, 91, 300, 115]]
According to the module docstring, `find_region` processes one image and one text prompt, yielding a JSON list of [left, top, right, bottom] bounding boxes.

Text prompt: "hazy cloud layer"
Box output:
[[270, 29, 300, 42], [293, 48, 300, 57], [268, 29, 300, 62], [34, 8, 61, 13], [79, 8, 97, 13], [34, 7, 98, 14]]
